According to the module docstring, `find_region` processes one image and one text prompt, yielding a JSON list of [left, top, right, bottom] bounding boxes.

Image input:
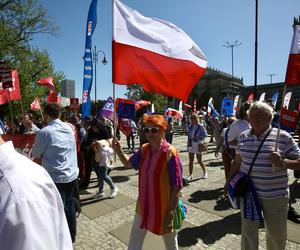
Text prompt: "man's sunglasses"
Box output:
[[143, 127, 161, 133]]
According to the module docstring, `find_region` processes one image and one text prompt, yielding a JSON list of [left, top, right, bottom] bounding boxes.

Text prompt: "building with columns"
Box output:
[[168, 67, 300, 113]]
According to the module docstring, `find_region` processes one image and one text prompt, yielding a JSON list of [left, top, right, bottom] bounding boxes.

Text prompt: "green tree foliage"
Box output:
[[0, 0, 64, 119], [124, 84, 167, 115]]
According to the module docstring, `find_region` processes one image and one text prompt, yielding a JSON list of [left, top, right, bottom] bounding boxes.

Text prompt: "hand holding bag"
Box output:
[[173, 199, 187, 229]]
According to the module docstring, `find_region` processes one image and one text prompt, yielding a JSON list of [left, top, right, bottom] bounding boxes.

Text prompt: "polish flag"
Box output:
[[37, 77, 55, 90], [112, 0, 207, 102], [30, 97, 41, 110], [285, 18, 300, 85]]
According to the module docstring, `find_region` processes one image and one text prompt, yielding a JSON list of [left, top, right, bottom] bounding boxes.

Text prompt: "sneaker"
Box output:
[[109, 187, 119, 198], [202, 172, 208, 179], [94, 192, 105, 199], [186, 175, 193, 181]]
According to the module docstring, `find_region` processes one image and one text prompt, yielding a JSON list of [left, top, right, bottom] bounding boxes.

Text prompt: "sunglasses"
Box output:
[[143, 127, 161, 133]]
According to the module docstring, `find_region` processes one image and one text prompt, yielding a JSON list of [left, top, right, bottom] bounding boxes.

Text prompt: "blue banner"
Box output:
[[117, 102, 135, 120], [221, 97, 233, 117], [81, 0, 98, 119], [271, 92, 279, 108]]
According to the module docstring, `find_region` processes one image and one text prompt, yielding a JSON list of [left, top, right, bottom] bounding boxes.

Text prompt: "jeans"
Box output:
[[127, 133, 135, 150], [55, 180, 77, 242], [94, 166, 115, 192]]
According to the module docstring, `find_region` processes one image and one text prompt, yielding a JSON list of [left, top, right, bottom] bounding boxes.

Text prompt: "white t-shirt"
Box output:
[[0, 141, 73, 250], [97, 146, 114, 167], [227, 119, 250, 145]]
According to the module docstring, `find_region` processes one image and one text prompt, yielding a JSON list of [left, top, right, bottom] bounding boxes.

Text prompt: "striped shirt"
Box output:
[[129, 139, 183, 235], [237, 126, 300, 199]]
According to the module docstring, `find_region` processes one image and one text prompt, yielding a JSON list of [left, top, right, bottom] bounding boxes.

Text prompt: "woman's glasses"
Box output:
[[143, 127, 161, 134]]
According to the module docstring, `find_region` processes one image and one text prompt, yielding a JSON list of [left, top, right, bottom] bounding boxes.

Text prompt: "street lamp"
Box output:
[[223, 40, 242, 98], [92, 45, 107, 105], [267, 73, 276, 84], [223, 40, 242, 78]]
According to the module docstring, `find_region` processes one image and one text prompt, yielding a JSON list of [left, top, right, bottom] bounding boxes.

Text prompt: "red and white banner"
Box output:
[[285, 20, 300, 85], [0, 69, 21, 105], [37, 76, 55, 90], [280, 107, 298, 130], [283, 91, 292, 109], [112, 0, 207, 102], [164, 108, 183, 119], [30, 97, 41, 110], [233, 95, 239, 116], [2, 134, 36, 160]]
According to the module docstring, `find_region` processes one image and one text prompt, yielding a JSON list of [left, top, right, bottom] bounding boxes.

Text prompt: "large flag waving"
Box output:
[[285, 17, 300, 85], [37, 77, 55, 90], [112, 0, 207, 102], [82, 0, 98, 119]]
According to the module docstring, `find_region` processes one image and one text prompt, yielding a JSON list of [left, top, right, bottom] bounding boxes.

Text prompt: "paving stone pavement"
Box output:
[[73, 134, 300, 250]]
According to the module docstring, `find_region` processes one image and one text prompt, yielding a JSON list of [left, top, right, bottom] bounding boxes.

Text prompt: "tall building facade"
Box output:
[[61, 79, 75, 98]]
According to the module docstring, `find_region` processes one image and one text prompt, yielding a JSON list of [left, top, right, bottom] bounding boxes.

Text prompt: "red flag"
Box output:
[[37, 77, 55, 90], [247, 92, 254, 103], [285, 18, 300, 85], [112, 1, 207, 102], [135, 100, 151, 110], [47, 90, 58, 103], [0, 69, 21, 105], [30, 97, 41, 110], [118, 118, 132, 137], [280, 107, 298, 130], [164, 108, 183, 119]]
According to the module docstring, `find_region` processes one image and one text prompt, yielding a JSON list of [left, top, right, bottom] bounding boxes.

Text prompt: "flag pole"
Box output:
[[274, 85, 287, 151], [8, 91, 14, 135], [113, 83, 117, 161]]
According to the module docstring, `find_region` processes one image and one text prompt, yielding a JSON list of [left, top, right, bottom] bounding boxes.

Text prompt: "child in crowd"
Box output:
[[93, 139, 119, 199]]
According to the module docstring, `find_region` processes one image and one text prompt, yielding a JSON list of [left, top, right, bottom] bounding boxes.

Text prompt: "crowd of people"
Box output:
[[0, 99, 300, 249]]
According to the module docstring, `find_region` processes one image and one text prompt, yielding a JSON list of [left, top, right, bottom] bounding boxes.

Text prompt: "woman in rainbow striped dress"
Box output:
[[114, 114, 183, 250]]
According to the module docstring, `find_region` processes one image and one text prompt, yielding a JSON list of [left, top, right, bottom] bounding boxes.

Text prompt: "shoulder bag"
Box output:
[[234, 128, 272, 197]]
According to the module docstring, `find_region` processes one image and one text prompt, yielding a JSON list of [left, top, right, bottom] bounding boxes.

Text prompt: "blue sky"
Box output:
[[32, 0, 299, 101]]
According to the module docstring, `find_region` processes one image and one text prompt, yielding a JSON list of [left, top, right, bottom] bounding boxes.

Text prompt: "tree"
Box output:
[[0, 0, 63, 119], [124, 84, 167, 114], [0, 0, 57, 57]]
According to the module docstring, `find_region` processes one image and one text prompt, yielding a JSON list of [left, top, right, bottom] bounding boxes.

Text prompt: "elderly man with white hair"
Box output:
[[229, 101, 300, 250]]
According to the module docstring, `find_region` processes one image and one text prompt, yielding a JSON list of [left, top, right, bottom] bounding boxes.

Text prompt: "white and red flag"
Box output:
[[30, 97, 41, 110], [285, 18, 300, 85], [37, 77, 55, 90], [112, 0, 207, 102]]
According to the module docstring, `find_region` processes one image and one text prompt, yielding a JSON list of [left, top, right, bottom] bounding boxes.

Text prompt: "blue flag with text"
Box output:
[[81, 0, 98, 119]]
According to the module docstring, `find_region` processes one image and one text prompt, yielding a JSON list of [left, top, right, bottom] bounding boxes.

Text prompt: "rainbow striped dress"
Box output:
[[129, 139, 183, 235]]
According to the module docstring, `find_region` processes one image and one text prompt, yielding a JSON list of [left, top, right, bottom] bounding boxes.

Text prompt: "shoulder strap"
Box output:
[[248, 128, 272, 175]]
